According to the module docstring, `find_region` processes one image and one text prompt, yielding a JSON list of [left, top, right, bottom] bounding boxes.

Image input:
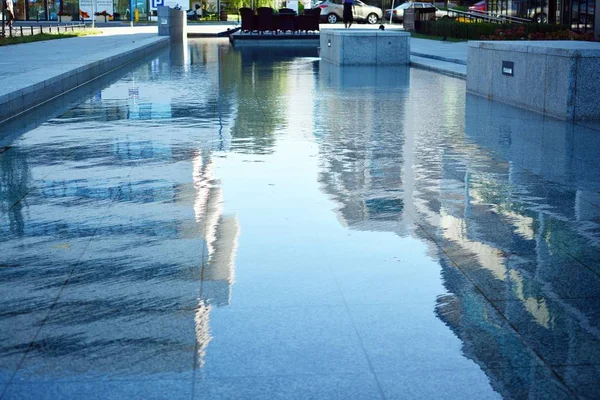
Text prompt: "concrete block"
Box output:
[[342, 35, 377, 64], [330, 34, 341, 64], [466, 47, 493, 96], [157, 6, 170, 18], [320, 33, 337, 64], [376, 34, 405, 65], [522, 52, 546, 111], [488, 50, 548, 114], [491, 50, 527, 107], [320, 29, 410, 66], [158, 7, 186, 40], [467, 40, 600, 121], [573, 57, 600, 120], [543, 55, 573, 119]]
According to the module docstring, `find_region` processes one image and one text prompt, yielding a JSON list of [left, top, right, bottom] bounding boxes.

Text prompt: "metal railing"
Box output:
[[446, 8, 532, 24], [1, 22, 87, 39]]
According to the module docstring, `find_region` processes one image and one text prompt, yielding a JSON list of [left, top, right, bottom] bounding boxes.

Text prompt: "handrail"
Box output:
[[478, 10, 532, 23], [446, 8, 530, 24]]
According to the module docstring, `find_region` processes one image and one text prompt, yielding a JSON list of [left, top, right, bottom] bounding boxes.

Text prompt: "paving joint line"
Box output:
[[326, 261, 387, 399], [0, 139, 157, 400]]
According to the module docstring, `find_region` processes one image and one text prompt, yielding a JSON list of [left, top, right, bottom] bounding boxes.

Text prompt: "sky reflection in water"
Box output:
[[0, 39, 599, 399]]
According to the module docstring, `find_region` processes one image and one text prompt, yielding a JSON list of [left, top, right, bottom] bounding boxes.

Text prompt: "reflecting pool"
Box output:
[[1, 39, 599, 399]]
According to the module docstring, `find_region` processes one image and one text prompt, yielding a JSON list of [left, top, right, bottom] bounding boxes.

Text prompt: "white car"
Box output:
[[315, 0, 383, 24], [383, 2, 448, 22]]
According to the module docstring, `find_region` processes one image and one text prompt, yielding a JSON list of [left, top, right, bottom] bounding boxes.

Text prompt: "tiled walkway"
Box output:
[[1, 38, 600, 399]]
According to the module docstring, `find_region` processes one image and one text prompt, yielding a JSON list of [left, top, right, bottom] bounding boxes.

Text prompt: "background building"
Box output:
[[486, 0, 596, 32], [11, 0, 148, 21]]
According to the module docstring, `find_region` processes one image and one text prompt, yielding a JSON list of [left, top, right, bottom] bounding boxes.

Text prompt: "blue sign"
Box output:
[[152, 0, 164, 7]]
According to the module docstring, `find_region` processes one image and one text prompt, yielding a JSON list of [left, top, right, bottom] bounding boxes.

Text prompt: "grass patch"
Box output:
[[410, 32, 466, 42], [123, 21, 157, 24], [0, 29, 100, 46]]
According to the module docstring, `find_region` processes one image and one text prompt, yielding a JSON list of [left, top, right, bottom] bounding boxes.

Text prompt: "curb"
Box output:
[[0, 36, 170, 124]]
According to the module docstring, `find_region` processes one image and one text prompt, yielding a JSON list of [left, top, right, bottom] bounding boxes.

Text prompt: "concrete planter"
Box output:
[[467, 40, 600, 121], [320, 30, 411, 66]]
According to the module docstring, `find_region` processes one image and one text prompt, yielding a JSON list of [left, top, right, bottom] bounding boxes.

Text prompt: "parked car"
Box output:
[[471, 1, 549, 23], [383, 2, 448, 23], [315, 0, 383, 24], [468, 0, 486, 13]]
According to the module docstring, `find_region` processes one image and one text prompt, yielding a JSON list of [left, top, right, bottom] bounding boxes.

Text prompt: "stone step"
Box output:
[[410, 55, 467, 79], [410, 51, 467, 65]]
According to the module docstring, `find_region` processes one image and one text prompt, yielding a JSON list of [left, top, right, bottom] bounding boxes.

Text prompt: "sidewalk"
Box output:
[[0, 27, 168, 123]]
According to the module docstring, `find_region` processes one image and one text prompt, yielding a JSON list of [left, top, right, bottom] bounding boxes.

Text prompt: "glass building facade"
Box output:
[[7, 0, 596, 32], [482, 0, 595, 32], [12, 0, 148, 21]]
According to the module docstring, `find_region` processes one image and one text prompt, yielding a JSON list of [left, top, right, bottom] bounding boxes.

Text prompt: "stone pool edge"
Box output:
[[410, 56, 467, 80], [0, 36, 170, 124]]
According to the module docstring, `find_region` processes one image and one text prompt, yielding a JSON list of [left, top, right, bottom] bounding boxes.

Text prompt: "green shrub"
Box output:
[[482, 25, 596, 41], [414, 20, 568, 41]]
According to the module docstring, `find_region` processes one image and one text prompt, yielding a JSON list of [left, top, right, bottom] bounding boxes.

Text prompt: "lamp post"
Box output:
[[92, 0, 96, 28]]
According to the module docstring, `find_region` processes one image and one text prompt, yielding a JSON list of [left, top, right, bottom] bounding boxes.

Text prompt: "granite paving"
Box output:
[[1, 34, 599, 400]]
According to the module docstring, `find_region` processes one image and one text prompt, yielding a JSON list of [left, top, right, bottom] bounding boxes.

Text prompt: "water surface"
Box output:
[[1, 39, 599, 399]]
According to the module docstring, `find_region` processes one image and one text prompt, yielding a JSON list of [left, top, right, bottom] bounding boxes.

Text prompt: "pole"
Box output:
[[130, 0, 133, 27], [92, 0, 96, 28], [1, 0, 5, 38], [595, 0, 600, 40], [388, 0, 394, 24]]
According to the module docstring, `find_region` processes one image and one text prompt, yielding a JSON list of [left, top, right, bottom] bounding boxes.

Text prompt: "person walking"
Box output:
[[5, 0, 14, 28], [343, 0, 353, 28]]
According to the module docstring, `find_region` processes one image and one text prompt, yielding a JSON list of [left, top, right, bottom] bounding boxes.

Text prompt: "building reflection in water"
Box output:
[[316, 63, 410, 234], [315, 68, 600, 397], [191, 150, 239, 367], [0, 41, 242, 380], [0, 146, 30, 237]]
